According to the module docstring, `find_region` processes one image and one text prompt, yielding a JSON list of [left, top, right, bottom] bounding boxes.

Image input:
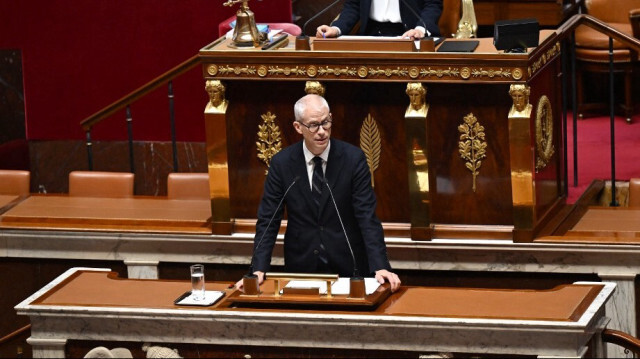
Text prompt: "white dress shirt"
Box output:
[[370, 0, 402, 23], [302, 141, 330, 191]]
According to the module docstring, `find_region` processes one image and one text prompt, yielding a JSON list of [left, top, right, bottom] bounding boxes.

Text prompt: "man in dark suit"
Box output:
[[236, 94, 401, 292], [316, 0, 443, 39]]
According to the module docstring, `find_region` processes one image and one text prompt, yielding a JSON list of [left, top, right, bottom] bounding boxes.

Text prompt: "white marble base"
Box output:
[[26, 338, 67, 359], [124, 260, 159, 279], [600, 274, 636, 358], [4, 229, 640, 355]]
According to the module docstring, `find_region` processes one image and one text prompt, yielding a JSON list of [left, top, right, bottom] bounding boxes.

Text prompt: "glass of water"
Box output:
[[190, 264, 205, 301]]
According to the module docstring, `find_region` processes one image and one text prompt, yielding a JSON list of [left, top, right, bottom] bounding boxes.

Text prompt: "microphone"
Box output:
[[323, 179, 360, 278], [302, 0, 343, 37], [248, 175, 300, 276], [399, 0, 431, 37]]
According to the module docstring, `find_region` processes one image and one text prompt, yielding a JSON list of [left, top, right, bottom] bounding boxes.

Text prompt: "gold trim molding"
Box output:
[[256, 111, 282, 175], [535, 95, 554, 171], [528, 42, 561, 77], [458, 113, 487, 193], [359, 114, 381, 188], [207, 64, 526, 81]]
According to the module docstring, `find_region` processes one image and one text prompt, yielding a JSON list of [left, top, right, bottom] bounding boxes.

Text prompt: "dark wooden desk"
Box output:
[[16, 268, 614, 358], [0, 195, 212, 233]]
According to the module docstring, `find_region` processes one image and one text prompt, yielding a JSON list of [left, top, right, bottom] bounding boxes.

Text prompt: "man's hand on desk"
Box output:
[[402, 28, 425, 39], [375, 269, 401, 292], [234, 271, 265, 290], [316, 25, 340, 38]]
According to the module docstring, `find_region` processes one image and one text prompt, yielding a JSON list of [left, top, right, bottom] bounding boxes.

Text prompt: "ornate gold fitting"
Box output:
[[205, 80, 228, 114], [535, 95, 554, 171], [360, 114, 381, 188], [405, 82, 428, 118], [256, 112, 282, 175], [508, 84, 532, 119], [304, 81, 326, 97], [455, 0, 478, 38], [458, 113, 487, 193], [223, 0, 265, 48]]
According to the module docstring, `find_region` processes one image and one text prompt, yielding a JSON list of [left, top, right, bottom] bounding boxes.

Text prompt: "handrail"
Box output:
[[603, 329, 640, 356], [0, 324, 30, 345], [79, 54, 201, 132], [556, 13, 640, 52]]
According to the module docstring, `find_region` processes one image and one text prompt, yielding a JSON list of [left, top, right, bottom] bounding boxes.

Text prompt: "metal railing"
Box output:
[[79, 54, 201, 173], [557, 14, 640, 205]]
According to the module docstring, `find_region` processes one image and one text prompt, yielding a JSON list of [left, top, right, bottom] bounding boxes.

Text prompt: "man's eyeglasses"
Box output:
[[296, 119, 333, 133]]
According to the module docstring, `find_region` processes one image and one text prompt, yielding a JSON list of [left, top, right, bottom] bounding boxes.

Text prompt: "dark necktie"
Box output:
[[312, 156, 324, 208], [312, 156, 329, 271]]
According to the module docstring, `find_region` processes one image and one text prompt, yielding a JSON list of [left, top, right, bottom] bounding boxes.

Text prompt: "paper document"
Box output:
[[283, 277, 381, 295], [175, 290, 224, 306]]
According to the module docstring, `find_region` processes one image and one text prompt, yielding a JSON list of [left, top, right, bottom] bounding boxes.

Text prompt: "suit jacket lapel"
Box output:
[[318, 139, 341, 217], [289, 142, 318, 217]]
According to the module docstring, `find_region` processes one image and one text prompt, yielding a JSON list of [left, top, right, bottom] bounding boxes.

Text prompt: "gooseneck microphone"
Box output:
[[247, 175, 300, 276], [399, 0, 430, 37], [324, 179, 360, 278], [302, 0, 343, 37]]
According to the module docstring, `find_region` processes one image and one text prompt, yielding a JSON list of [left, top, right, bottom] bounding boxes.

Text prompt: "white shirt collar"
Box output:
[[302, 140, 330, 164]]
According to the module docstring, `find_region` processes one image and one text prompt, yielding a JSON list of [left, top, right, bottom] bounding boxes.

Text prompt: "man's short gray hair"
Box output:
[[294, 94, 330, 122]]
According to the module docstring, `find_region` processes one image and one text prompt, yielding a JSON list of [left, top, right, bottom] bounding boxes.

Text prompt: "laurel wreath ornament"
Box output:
[[458, 113, 487, 193], [359, 114, 382, 188], [256, 112, 282, 175]]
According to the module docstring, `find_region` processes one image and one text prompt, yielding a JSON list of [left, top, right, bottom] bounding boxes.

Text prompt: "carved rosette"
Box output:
[[458, 113, 487, 193], [256, 112, 282, 175], [535, 95, 554, 171], [359, 114, 381, 188]]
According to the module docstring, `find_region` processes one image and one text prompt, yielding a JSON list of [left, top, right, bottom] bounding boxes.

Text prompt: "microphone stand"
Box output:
[[243, 176, 300, 295], [296, 0, 343, 50], [324, 179, 366, 298]]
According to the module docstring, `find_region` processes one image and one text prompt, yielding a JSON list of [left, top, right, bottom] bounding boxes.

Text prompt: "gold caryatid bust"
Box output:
[[304, 81, 326, 97], [405, 82, 428, 118], [205, 80, 228, 113], [508, 84, 532, 118]]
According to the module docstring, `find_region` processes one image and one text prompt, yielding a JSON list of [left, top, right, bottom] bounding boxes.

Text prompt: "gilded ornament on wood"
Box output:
[[256, 112, 282, 175], [304, 81, 325, 97], [458, 113, 487, 193], [535, 95, 554, 171], [359, 114, 381, 188]]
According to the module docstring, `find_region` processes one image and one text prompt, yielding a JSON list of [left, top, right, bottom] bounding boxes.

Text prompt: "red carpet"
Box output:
[[566, 114, 640, 203]]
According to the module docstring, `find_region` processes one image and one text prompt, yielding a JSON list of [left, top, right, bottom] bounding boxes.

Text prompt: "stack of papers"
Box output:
[[283, 277, 381, 295]]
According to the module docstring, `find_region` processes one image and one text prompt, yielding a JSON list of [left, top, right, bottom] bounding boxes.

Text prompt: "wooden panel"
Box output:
[[428, 83, 514, 225], [226, 80, 411, 223]]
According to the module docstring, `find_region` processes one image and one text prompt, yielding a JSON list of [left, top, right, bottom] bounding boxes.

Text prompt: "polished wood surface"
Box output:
[[571, 207, 640, 232], [36, 270, 602, 322], [536, 207, 640, 244], [0, 195, 212, 233], [0, 195, 19, 213]]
